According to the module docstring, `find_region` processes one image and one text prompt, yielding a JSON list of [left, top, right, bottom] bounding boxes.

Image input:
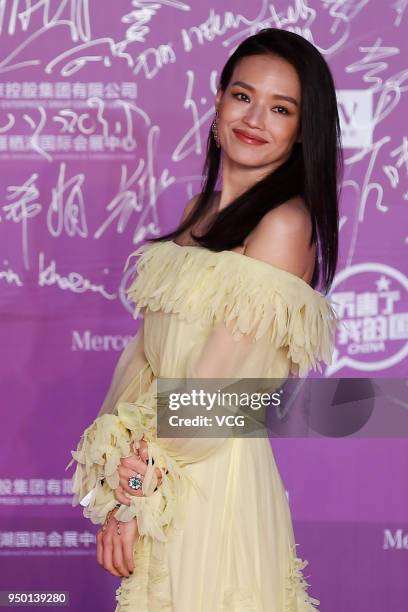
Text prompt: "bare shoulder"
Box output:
[[244, 196, 316, 280]]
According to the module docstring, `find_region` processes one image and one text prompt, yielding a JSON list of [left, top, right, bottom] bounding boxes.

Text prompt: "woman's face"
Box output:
[[215, 54, 302, 173]]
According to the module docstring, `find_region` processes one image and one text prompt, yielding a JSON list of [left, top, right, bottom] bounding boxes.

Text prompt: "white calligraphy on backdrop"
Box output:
[[0, 0, 406, 374]]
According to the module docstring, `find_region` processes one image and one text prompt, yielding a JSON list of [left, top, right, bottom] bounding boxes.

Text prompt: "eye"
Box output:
[[273, 106, 289, 115], [232, 92, 250, 102]]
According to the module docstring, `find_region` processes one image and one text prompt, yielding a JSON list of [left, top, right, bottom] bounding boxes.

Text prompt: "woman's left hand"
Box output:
[[113, 439, 163, 505], [96, 508, 138, 577]]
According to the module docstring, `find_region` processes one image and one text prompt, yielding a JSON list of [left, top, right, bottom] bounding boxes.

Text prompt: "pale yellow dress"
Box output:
[[66, 239, 339, 612]]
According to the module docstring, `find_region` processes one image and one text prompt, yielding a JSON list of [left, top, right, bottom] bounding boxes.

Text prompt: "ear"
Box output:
[[215, 88, 223, 111]]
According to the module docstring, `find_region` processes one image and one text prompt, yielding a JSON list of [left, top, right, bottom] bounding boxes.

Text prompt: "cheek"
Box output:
[[219, 108, 241, 126], [270, 118, 299, 142]]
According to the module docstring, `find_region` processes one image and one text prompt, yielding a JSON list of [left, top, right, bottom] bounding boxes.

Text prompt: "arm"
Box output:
[[96, 322, 151, 417], [65, 195, 200, 526], [65, 323, 154, 523]]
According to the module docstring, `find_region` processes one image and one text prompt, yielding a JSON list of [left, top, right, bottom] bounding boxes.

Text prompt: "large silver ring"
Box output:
[[128, 472, 143, 491]]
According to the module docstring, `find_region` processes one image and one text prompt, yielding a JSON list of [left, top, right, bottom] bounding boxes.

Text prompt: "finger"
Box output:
[[123, 441, 139, 460], [121, 464, 147, 480], [138, 442, 149, 464], [121, 455, 148, 475], [113, 533, 130, 577], [96, 530, 104, 566], [114, 485, 132, 506], [119, 475, 145, 497], [122, 464, 163, 496], [122, 443, 140, 462], [119, 462, 148, 497], [123, 536, 135, 574], [131, 441, 141, 456], [120, 465, 148, 497], [140, 440, 156, 465], [102, 537, 121, 577], [120, 464, 165, 496]]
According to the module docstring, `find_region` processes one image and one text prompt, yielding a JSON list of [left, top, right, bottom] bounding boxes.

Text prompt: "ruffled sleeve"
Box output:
[[65, 321, 198, 555], [65, 324, 158, 527], [65, 381, 194, 559], [65, 413, 134, 525]]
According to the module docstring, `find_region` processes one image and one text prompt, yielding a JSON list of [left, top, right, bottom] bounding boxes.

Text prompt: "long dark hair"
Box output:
[[148, 28, 343, 293]]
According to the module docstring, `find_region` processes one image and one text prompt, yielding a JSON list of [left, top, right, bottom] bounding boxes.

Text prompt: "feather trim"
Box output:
[[65, 413, 132, 524], [285, 543, 321, 611], [115, 536, 172, 611], [65, 388, 196, 558], [125, 241, 339, 378]]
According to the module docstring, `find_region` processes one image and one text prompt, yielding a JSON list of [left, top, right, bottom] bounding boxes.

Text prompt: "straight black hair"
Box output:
[[148, 27, 343, 293]]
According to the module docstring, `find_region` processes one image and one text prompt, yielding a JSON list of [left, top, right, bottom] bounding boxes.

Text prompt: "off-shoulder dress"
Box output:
[[66, 239, 339, 612]]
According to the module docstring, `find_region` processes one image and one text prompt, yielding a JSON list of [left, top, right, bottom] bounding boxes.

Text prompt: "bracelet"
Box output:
[[114, 503, 123, 536], [102, 504, 122, 533]]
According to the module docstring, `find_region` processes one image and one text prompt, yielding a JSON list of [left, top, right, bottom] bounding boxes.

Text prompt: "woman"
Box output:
[[67, 28, 342, 611]]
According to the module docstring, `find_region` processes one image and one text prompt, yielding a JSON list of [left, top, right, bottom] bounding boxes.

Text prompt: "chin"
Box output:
[[224, 149, 266, 167]]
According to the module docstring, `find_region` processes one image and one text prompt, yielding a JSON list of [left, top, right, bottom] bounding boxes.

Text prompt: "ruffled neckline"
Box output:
[[168, 240, 324, 297], [124, 238, 340, 377]]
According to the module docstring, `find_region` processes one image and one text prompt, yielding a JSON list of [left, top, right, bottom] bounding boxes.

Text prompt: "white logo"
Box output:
[[383, 529, 408, 550], [327, 263, 408, 374], [337, 90, 373, 148], [71, 330, 132, 351]]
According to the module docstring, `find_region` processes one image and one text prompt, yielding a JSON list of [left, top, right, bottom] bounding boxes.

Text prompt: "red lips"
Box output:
[[233, 129, 268, 144]]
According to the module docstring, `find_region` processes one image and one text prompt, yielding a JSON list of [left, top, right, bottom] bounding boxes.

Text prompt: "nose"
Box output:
[[242, 103, 266, 129]]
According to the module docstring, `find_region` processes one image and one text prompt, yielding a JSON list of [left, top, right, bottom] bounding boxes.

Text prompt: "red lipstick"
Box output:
[[233, 129, 268, 145]]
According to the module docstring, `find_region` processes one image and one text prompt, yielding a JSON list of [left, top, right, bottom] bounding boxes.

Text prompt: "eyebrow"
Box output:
[[230, 80, 299, 107]]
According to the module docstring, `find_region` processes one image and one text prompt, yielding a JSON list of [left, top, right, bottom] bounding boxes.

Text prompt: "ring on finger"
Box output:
[[128, 472, 144, 491]]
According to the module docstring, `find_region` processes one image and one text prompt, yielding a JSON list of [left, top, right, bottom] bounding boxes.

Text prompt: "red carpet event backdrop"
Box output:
[[0, 2, 407, 610]]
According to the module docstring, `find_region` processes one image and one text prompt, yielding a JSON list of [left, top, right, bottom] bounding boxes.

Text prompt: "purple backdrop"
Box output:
[[0, 2, 407, 611]]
